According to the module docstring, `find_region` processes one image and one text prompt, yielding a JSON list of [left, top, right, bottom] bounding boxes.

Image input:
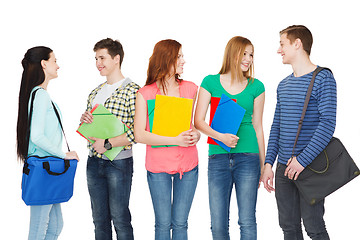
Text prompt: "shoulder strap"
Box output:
[[291, 67, 332, 157], [51, 102, 70, 152], [28, 88, 70, 153]]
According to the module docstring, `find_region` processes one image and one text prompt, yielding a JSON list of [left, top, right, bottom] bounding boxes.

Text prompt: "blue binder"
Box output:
[[210, 94, 246, 152]]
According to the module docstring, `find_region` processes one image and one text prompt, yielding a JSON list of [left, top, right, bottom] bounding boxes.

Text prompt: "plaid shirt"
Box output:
[[86, 78, 140, 158]]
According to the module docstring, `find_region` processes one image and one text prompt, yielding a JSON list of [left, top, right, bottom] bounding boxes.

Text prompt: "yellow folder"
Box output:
[[152, 95, 193, 137]]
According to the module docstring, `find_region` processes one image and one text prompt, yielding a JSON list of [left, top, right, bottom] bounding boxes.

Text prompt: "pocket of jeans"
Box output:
[[275, 163, 286, 177], [189, 165, 199, 172], [109, 157, 133, 173], [208, 154, 217, 160]]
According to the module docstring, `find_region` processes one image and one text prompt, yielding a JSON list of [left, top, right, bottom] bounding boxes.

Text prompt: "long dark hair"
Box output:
[[146, 39, 182, 94], [16, 46, 53, 162]]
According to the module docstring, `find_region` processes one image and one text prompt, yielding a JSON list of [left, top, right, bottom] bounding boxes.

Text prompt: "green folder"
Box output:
[[147, 99, 177, 148], [77, 104, 129, 160]]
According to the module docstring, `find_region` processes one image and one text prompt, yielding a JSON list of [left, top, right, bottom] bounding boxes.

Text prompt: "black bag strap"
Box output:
[[42, 160, 70, 176], [50, 101, 70, 152], [291, 67, 332, 157], [28, 87, 70, 153]]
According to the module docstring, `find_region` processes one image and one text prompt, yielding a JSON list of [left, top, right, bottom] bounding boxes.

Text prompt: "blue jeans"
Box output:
[[87, 156, 134, 240], [28, 204, 63, 240], [275, 163, 330, 240], [147, 166, 198, 240], [208, 153, 260, 240]]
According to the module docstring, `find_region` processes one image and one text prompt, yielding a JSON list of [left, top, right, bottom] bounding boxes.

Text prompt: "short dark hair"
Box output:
[[93, 38, 124, 67], [280, 25, 313, 55]]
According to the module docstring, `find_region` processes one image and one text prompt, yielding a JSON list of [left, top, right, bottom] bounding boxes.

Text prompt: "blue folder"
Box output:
[[210, 94, 246, 152]]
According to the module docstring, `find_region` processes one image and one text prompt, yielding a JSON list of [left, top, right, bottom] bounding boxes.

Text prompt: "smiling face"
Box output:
[[240, 44, 254, 72], [42, 52, 59, 80], [176, 48, 185, 75], [277, 33, 296, 64], [95, 48, 120, 76]]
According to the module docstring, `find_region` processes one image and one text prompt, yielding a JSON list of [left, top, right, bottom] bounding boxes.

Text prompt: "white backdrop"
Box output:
[[1, 0, 359, 239]]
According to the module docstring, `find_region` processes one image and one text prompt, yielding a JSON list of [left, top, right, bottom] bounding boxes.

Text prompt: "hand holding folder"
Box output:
[[210, 94, 246, 152], [76, 104, 129, 160]]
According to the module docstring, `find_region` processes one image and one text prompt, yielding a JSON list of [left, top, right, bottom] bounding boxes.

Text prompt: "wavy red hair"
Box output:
[[146, 39, 182, 94]]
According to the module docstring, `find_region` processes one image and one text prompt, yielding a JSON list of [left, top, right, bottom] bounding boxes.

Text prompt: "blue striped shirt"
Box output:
[[265, 68, 337, 167]]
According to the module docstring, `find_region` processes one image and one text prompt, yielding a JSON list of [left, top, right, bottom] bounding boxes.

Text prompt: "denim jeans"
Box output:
[[275, 163, 330, 240], [28, 204, 63, 240], [208, 153, 260, 240], [147, 165, 198, 240], [87, 156, 134, 240]]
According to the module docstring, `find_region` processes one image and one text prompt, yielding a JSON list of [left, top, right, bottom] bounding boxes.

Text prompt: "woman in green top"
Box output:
[[194, 36, 265, 240]]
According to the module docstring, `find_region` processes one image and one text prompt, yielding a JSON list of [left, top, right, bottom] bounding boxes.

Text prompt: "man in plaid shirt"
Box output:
[[80, 38, 139, 240]]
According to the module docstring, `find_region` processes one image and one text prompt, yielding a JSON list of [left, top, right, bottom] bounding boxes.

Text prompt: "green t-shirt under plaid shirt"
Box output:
[[200, 74, 265, 155]]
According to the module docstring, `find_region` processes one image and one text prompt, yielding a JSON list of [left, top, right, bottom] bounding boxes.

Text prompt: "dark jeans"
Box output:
[[87, 156, 134, 240], [275, 163, 330, 240]]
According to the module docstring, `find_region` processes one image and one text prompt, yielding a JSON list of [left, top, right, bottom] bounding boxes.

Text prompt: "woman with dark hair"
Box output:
[[16, 46, 79, 240], [134, 39, 200, 240], [194, 36, 265, 239]]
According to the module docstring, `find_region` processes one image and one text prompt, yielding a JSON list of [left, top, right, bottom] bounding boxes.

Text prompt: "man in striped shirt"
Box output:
[[262, 25, 336, 240]]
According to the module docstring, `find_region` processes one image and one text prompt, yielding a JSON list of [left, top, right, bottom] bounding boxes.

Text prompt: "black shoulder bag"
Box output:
[[292, 67, 359, 205]]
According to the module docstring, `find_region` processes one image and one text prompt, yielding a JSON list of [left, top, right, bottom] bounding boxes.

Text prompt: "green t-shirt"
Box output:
[[200, 74, 265, 155]]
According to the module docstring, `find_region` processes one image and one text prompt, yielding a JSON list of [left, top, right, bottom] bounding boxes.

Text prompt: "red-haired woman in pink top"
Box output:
[[134, 39, 200, 240]]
